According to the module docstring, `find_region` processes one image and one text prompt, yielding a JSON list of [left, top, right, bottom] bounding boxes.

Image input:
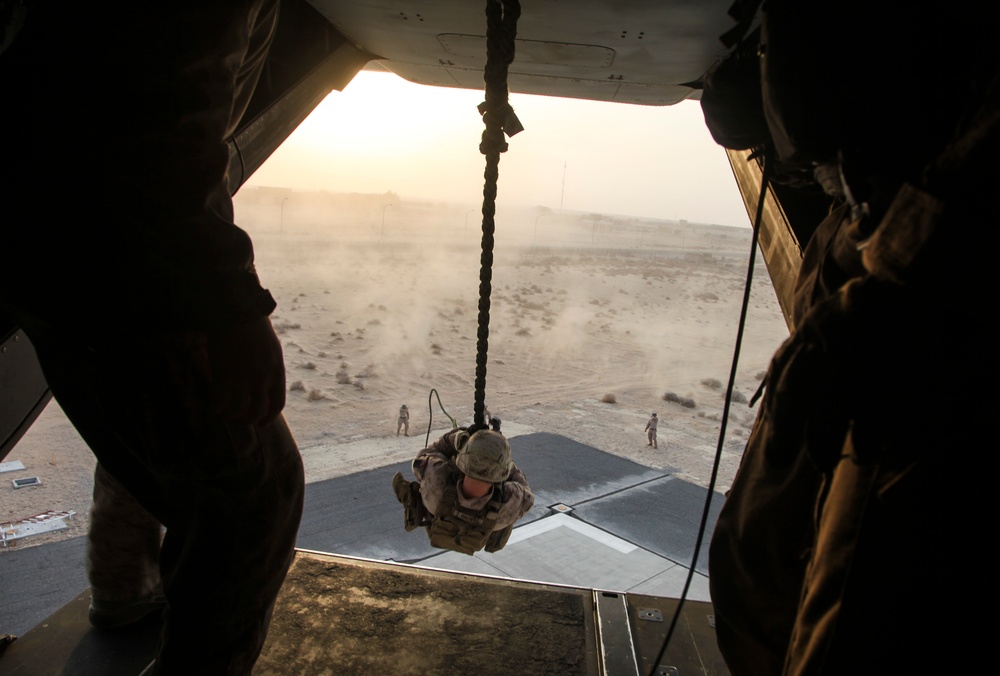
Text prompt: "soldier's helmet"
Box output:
[[455, 430, 512, 483]]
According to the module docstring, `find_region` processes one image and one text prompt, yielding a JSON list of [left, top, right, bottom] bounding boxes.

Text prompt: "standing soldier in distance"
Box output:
[[397, 404, 410, 436], [645, 412, 658, 449]]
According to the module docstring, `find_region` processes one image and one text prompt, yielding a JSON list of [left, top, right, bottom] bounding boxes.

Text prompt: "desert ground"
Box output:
[[0, 189, 790, 553]]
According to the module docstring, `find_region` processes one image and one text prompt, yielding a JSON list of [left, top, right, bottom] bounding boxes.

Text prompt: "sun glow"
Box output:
[[248, 69, 750, 226]]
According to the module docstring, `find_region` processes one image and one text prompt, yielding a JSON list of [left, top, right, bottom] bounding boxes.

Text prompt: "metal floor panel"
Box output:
[[0, 590, 158, 676], [0, 551, 728, 675]]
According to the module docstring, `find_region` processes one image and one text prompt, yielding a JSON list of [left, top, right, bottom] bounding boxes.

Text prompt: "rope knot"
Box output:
[[478, 102, 523, 155]]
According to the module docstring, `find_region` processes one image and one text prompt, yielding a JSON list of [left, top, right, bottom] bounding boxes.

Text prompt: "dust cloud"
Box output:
[[234, 187, 789, 450]]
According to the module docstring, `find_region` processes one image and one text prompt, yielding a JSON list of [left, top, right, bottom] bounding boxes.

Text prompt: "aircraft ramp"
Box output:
[[0, 433, 729, 674]]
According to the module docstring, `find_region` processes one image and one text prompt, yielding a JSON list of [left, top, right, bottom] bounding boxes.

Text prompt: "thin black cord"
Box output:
[[425, 388, 457, 449], [647, 154, 772, 674]]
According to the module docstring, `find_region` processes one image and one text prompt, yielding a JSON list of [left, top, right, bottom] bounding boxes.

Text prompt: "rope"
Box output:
[[647, 153, 773, 675], [472, 0, 522, 428]]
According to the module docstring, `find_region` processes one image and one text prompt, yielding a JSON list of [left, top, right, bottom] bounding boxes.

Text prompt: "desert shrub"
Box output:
[[289, 381, 305, 392], [755, 370, 767, 380], [516, 328, 531, 336], [701, 378, 722, 389], [600, 393, 617, 404], [336, 371, 352, 385], [307, 389, 325, 401], [356, 363, 379, 378], [273, 320, 301, 334], [367, 318, 382, 326], [353, 380, 365, 390], [302, 362, 316, 370], [731, 390, 748, 404], [664, 391, 695, 407]]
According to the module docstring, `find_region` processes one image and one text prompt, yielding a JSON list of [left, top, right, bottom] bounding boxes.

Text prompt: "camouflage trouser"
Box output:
[[22, 328, 304, 675], [88, 465, 163, 606]]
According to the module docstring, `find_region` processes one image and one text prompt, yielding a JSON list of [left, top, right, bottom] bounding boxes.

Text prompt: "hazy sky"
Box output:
[[247, 70, 751, 227]]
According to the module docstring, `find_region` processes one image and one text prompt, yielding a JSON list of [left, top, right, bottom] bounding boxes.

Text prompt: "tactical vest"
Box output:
[[391, 467, 514, 556]]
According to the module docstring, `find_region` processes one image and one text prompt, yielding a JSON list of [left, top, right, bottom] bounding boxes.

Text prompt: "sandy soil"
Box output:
[[0, 193, 789, 553]]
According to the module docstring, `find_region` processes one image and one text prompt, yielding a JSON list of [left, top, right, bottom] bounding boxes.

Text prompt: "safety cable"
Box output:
[[472, 0, 522, 429], [425, 388, 458, 449], [647, 154, 773, 675]]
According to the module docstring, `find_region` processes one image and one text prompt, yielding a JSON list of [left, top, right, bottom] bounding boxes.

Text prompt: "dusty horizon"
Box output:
[[2, 196, 788, 558]]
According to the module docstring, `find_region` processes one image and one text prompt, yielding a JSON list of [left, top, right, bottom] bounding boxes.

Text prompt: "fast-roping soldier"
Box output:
[[392, 427, 533, 555]]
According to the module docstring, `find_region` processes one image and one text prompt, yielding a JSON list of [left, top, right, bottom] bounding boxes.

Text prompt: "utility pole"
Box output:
[[465, 209, 477, 239], [560, 161, 566, 212], [381, 203, 393, 238]]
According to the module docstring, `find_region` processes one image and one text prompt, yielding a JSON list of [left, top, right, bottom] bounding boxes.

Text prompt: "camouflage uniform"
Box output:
[[0, 2, 304, 673], [413, 430, 534, 533], [645, 413, 658, 448], [397, 405, 410, 436]]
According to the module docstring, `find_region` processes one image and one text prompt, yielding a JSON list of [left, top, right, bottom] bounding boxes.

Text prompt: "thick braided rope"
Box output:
[[473, 0, 520, 427]]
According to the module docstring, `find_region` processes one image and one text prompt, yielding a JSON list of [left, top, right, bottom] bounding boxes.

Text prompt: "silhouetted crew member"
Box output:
[[702, 2, 998, 673], [0, 2, 303, 673]]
